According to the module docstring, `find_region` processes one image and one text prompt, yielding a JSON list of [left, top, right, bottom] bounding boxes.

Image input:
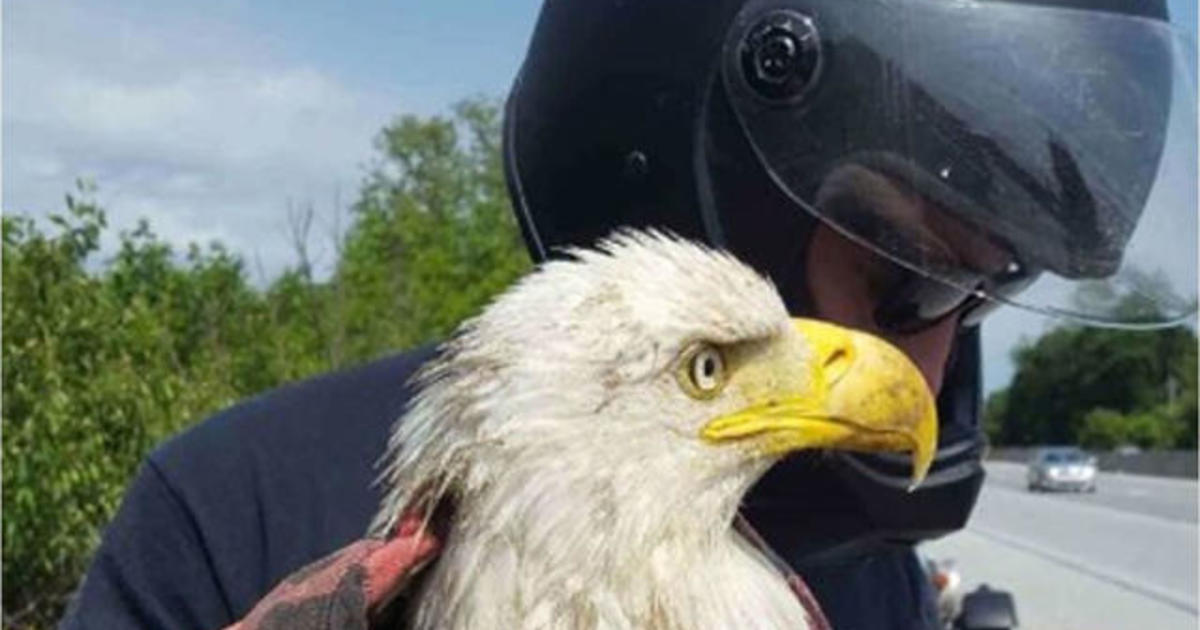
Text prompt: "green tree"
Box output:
[[337, 97, 529, 358], [982, 388, 1008, 445], [988, 269, 1198, 448], [1078, 407, 1184, 450], [989, 322, 1196, 447]]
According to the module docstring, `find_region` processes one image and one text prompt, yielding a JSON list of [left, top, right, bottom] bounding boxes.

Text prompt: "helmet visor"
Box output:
[[722, 0, 1197, 328]]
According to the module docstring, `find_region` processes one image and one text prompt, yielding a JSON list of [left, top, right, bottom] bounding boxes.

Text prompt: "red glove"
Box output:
[[226, 513, 440, 630], [229, 511, 830, 630]]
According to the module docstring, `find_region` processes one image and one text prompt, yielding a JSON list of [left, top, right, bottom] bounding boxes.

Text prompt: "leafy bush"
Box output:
[[1078, 407, 1184, 450]]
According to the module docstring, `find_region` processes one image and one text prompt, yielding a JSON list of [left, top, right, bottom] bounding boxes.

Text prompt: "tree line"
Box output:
[[984, 318, 1197, 450]]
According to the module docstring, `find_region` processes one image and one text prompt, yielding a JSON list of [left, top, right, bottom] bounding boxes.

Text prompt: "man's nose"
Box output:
[[886, 313, 960, 394]]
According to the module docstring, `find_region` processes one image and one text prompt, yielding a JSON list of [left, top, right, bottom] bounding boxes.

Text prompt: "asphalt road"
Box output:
[[922, 462, 1198, 630]]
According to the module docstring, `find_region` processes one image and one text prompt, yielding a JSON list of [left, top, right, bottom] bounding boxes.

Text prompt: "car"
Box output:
[[1026, 446, 1097, 493]]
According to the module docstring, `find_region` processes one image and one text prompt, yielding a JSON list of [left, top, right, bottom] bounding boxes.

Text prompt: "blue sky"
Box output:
[[3, 0, 543, 283], [4, 0, 1197, 393]]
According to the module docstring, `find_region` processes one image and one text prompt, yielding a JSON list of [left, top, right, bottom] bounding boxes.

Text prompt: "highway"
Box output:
[[922, 462, 1198, 630]]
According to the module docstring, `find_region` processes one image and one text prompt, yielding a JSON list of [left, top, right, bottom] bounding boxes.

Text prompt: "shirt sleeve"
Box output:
[[59, 460, 234, 630]]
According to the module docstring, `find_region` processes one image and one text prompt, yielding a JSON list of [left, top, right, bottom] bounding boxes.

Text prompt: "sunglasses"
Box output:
[[871, 257, 1040, 334], [820, 192, 1040, 334]]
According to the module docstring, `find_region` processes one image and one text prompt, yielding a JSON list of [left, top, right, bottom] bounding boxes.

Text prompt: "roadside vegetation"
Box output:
[[984, 308, 1196, 450]]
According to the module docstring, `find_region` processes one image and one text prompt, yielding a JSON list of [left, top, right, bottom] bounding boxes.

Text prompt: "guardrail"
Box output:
[[988, 447, 1198, 480]]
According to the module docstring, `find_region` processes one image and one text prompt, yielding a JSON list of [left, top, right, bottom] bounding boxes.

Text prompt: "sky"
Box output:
[[3, 0, 1197, 394]]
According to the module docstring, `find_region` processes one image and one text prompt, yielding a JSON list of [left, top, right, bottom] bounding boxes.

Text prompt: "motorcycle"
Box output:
[[923, 556, 1019, 629]]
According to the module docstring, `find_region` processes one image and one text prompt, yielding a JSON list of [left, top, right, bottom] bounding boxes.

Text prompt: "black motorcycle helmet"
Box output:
[[503, 0, 1196, 567]]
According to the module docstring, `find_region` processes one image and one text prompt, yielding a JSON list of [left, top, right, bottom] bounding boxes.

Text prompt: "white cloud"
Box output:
[[3, 0, 396, 281]]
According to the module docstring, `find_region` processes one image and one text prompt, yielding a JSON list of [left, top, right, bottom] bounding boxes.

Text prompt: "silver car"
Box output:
[[1027, 447, 1097, 492]]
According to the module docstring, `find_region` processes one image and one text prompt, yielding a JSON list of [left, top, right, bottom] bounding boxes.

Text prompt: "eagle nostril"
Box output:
[[824, 346, 853, 386]]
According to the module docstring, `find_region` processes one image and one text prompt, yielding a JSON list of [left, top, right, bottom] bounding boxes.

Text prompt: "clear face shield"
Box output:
[[722, 0, 1197, 331]]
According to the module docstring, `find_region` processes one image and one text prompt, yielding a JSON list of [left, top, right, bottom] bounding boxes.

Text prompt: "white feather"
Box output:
[[373, 229, 815, 629]]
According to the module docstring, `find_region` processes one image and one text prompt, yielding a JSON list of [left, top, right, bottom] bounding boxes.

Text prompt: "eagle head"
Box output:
[[373, 229, 936, 629]]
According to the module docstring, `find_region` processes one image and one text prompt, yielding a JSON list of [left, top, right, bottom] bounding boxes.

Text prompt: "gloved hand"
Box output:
[[226, 513, 440, 630]]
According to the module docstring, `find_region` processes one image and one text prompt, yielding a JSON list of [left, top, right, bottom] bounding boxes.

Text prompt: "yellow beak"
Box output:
[[701, 319, 937, 490]]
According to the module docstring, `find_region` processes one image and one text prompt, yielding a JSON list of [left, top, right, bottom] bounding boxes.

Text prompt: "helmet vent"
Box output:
[[739, 10, 823, 104]]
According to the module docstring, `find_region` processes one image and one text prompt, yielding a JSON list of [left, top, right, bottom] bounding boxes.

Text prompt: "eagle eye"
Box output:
[[677, 343, 727, 399]]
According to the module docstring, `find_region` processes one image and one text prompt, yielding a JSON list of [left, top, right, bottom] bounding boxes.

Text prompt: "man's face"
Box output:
[[804, 175, 1013, 394]]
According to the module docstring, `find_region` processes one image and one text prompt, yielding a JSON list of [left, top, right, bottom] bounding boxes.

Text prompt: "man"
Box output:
[[62, 0, 1194, 628]]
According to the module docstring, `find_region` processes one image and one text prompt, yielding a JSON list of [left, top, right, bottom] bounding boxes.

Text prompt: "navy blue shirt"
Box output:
[[60, 345, 936, 629]]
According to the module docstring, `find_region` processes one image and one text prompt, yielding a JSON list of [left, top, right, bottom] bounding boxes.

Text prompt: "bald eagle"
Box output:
[[373, 230, 936, 630]]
